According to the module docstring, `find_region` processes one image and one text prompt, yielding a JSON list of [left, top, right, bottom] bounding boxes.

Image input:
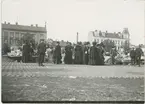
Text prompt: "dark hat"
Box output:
[[87, 42, 90, 44], [112, 46, 115, 48], [57, 41, 60, 44], [96, 44, 100, 46]]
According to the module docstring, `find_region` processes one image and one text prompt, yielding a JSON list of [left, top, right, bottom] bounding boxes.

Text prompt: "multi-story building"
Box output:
[[2, 22, 47, 47], [88, 28, 130, 50]]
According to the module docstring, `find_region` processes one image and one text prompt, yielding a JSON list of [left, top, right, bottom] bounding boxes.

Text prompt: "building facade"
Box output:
[[88, 28, 130, 50], [2, 22, 47, 47]]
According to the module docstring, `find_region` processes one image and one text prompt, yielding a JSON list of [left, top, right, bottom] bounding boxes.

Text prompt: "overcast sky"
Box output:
[[1, 0, 144, 45]]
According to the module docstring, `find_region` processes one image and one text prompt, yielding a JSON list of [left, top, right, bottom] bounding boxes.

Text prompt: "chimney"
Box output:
[[16, 22, 18, 25], [36, 24, 38, 27], [31, 24, 33, 27], [4, 21, 6, 24], [8, 22, 10, 24]]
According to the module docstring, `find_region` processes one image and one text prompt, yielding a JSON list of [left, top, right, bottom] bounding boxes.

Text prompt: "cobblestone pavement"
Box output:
[[2, 61, 144, 78], [2, 59, 145, 101]]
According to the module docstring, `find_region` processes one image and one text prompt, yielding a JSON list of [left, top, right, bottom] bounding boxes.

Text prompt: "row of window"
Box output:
[[94, 39, 124, 45], [3, 31, 45, 45]]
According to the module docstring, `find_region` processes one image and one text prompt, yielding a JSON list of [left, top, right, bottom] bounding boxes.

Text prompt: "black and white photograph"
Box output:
[[1, 0, 144, 103]]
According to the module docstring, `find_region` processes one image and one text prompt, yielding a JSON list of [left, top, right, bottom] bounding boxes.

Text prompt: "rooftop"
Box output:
[[2, 22, 47, 33], [105, 33, 122, 39]]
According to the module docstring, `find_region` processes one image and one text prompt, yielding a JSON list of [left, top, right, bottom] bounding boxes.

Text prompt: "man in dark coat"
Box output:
[[98, 43, 105, 65], [89, 42, 98, 65], [38, 39, 46, 66], [54, 42, 62, 64], [135, 45, 143, 67], [22, 41, 30, 63], [74, 42, 83, 64], [96, 44, 103, 65], [64, 42, 73, 64], [130, 47, 136, 65], [29, 42, 34, 62], [3, 40, 10, 55], [83, 42, 89, 65]]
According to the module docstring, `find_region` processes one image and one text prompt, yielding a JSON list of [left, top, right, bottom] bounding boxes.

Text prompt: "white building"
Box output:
[[88, 28, 130, 50]]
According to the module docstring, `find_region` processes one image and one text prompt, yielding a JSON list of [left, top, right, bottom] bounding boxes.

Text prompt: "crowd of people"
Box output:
[[130, 46, 144, 67], [37, 40, 106, 66], [3, 39, 144, 67]]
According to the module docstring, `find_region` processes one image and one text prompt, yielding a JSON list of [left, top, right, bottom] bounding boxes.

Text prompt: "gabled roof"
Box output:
[[2, 23, 47, 33]]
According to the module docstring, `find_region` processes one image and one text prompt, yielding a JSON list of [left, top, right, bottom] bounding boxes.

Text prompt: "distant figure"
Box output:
[[74, 42, 83, 64], [46, 46, 52, 63], [54, 42, 62, 64], [97, 44, 105, 65], [38, 39, 46, 66], [110, 46, 117, 65], [89, 42, 98, 65], [130, 47, 136, 65], [29, 43, 34, 62], [22, 41, 30, 63], [52, 47, 56, 64], [135, 45, 143, 67], [64, 42, 73, 64], [83, 42, 89, 65], [3, 40, 10, 55]]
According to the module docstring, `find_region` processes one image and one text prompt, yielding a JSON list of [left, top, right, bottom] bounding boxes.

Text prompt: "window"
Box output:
[[15, 32, 19, 45], [121, 41, 123, 45], [3, 31, 8, 42], [10, 32, 14, 44], [118, 40, 120, 45]]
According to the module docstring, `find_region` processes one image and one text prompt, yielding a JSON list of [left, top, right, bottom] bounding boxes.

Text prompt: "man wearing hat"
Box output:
[[54, 41, 62, 64], [89, 41, 98, 65], [135, 45, 143, 66], [130, 47, 136, 65], [38, 39, 46, 66], [82, 42, 89, 65], [64, 42, 73, 64], [74, 42, 83, 64]]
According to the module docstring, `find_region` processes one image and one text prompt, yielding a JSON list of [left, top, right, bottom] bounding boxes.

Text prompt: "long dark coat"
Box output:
[[98, 47, 105, 65], [130, 50, 136, 58], [83, 46, 89, 65], [38, 42, 46, 63], [22, 44, 30, 63], [54, 45, 62, 64], [3, 43, 10, 54], [38, 43, 46, 54], [135, 48, 143, 57], [89, 46, 98, 65], [74, 45, 83, 64], [64, 45, 72, 64], [96, 47, 103, 65]]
